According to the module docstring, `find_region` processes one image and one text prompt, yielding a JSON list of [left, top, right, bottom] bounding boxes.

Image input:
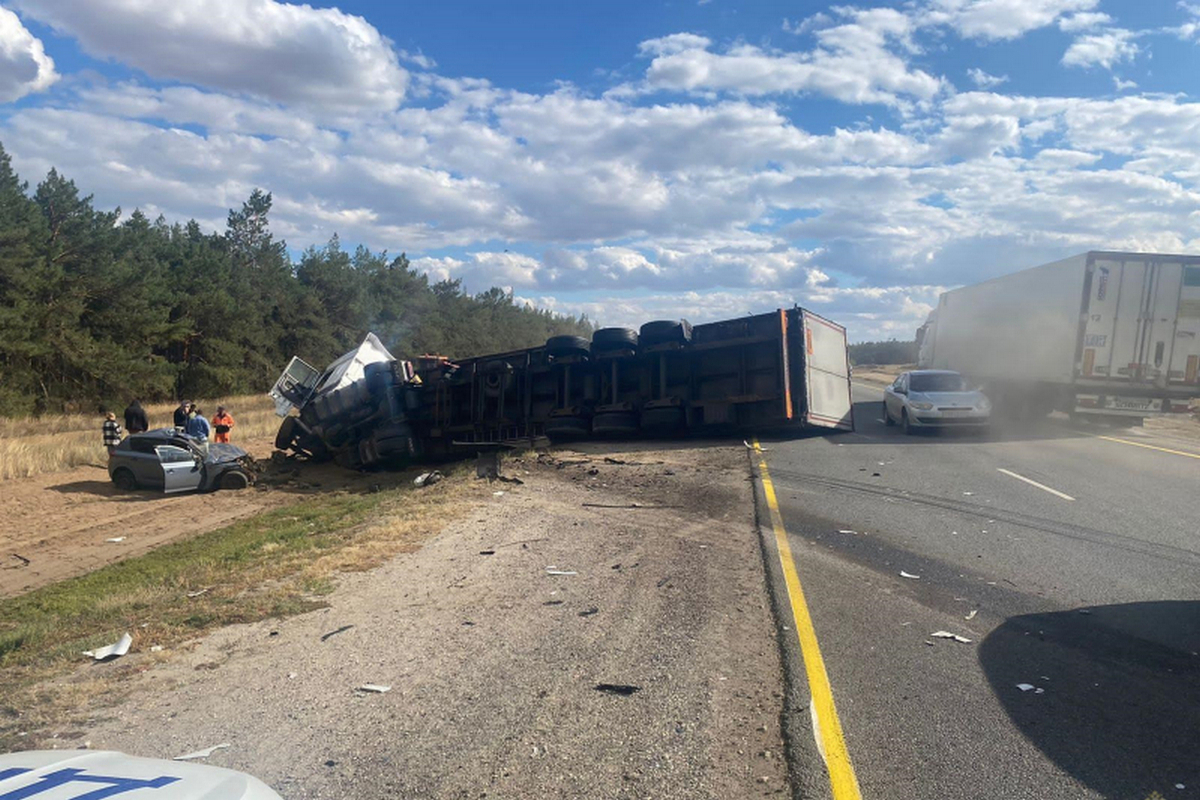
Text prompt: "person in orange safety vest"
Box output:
[[211, 406, 236, 444]]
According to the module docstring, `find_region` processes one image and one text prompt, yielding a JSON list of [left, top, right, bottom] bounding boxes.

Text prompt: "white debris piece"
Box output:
[[174, 743, 230, 761], [186, 588, 209, 598], [413, 471, 443, 487], [837, 530, 856, 534], [149, 645, 163, 653], [104, 537, 125, 543], [962, 492, 973, 496], [545, 566, 577, 576], [931, 631, 973, 644], [493, 490, 505, 497], [899, 571, 920, 580], [965, 610, 978, 621], [358, 684, 391, 693], [1016, 683, 1036, 692], [82, 633, 132, 661]]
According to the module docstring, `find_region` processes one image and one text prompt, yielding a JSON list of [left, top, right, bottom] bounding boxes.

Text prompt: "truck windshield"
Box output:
[[910, 373, 968, 392]]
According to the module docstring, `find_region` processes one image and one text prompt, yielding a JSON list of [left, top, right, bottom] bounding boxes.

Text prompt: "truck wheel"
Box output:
[[640, 406, 685, 434], [274, 417, 299, 450], [639, 320, 692, 347], [219, 470, 250, 490], [901, 410, 915, 435], [545, 414, 590, 440], [592, 327, 639, 355], [545, 335, 590, 358], [883, 401, 894, 426], [592, 411, 638, 436], [112, 468, 138, 491]]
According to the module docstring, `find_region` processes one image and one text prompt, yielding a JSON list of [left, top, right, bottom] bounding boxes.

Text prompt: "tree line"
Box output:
[[848, 339, 917, 365], [0, 144, 594, 416]]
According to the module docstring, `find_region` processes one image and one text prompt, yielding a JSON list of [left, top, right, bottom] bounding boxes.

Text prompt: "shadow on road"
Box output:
[[979, 601, 1200, 799]]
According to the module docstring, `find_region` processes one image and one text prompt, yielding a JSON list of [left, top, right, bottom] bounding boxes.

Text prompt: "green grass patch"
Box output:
[[0, 470, 476, 748]]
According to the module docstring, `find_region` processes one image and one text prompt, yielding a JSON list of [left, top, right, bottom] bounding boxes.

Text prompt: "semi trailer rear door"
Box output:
[[800, 310, 854, 430]]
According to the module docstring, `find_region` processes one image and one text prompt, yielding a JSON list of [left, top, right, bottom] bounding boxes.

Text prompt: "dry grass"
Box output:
[[0, 394, 281, 481], [0, 466, 479, 748]]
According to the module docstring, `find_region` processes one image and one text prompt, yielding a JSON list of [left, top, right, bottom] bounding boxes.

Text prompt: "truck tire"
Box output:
[[545, 335, 590, 358], [592, 410, 638, 436], [275, 417, 299, 451], [639, 320, 692, 347], [592, 327, 638, 354], [219, 470, 250, 490], [883, 401, 894, 426], [112, 468, 138, 491], [545, 414, 590, 440]]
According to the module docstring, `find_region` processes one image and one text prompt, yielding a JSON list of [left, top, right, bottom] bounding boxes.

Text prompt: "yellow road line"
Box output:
[[1094, 435, 1200, 461], [752, 438, 862, 800]]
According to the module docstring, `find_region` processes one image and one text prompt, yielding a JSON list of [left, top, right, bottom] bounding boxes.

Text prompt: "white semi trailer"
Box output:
[[920, 251, 1200, 423]]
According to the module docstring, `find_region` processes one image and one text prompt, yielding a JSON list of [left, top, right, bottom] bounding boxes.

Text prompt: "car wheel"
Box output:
[[112, 468, 138, 491], [219, 470, 250, 490], [883, 401, 894, 426], [901, 409, 914, 435]]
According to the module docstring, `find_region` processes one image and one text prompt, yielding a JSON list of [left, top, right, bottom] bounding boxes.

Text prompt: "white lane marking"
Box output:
[[996, 468, 1075, 501]]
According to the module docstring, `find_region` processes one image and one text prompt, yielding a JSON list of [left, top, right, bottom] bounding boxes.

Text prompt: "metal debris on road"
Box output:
[[965, 609, 978, 621], [545, 566, 577, 575], [595, 683, 642, 696], [931, 631, 973, 644], [320, 624, 355, 642], [104, 537, 126, 543], [357, 684, 391, 694], [837, 529, 856, 534], [1016, 683, 1046, 694], [578, 607, 599, 617], [899, 571, 921, 579], [413, 470, 443, 487], [82, 632, 132, 661], [479, 550, 496, 555], [174, 743, 230, 761]]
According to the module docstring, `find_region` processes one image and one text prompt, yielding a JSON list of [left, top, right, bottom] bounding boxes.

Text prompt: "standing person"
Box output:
[[123, 399, 148, 434], [185, 406, 211, 455], [102, 412, 123, 461], [173, 399, 191, 430], [211, 406, 235, 444]]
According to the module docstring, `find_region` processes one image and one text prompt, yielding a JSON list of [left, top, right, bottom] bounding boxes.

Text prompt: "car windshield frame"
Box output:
[[909, 373, 969, 393]]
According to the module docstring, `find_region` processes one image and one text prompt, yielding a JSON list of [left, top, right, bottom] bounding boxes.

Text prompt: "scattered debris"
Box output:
[[899, 571, 921, 579], [357, 684, 391, 694], [185, 588, 210, 598], [320, 624, 355, 642], [496, 537, 548, 548], [871, 472, 881, 477], [149, 645, 164, 653], [174, 743, 230, 761], [578, 607, 599, 617], [1015, 683, 1045, 694], [962, 492, 974, 496], [965, 609, 978, 621], [545, 567, 577, 576], [837, 529, 856, 534], [656, 576, 671, 588], [413, 471, 443, 488], [493, 490, 506, 497], [83, 632, 132, 661], [1078, 609, 1092, 615], [9, 553, 30, 567], [931, 631, 973, 644], [924, 640, 934, 646], [496, 475, 524, 485], [479, 550, 496, 556], [542, 600, 564, 606], [603, 457, 628, 465], [595, 683, 642, 696], [105, 537, 126, 543]]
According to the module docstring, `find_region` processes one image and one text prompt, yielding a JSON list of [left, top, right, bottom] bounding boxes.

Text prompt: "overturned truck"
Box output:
[[269, 308, 854, 469]]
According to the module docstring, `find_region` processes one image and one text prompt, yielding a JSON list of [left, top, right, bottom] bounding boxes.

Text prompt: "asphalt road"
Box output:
[[757, 383, 1200, 800]]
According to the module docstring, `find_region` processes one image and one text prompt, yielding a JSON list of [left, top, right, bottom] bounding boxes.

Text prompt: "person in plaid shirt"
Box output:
[[102, 412, 124, 460]]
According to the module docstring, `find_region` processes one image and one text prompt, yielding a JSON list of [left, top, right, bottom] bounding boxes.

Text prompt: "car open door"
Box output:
[[156, 445, 204, 494], [800, 309, 854, 431]]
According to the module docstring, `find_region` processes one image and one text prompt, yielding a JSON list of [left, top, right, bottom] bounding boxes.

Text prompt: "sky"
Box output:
[[0, 1, 1198, 342]]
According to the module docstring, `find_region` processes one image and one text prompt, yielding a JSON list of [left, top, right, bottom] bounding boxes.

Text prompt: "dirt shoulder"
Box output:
[[65, 442, 788, 798], [0, 435, 391, 598]]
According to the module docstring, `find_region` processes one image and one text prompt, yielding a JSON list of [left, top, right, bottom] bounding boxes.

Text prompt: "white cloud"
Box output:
[[966, 68, 1008, 88], [1113, 76, 1138, 91], [1057, 11, 1112, 32], [640, 9, 944, 106], [1061, 29, 1140, 69], [924, 0, 1098, 40], [0, 6, 57, 102], [10, 0, 407, 111], [782, 13, 833, 35]]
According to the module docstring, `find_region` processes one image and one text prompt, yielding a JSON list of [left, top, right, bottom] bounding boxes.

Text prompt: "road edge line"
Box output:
[[750, 439, 863, 800]]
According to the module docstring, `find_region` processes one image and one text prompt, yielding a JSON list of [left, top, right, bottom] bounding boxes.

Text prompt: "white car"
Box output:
[[883, 370, 991, 434]]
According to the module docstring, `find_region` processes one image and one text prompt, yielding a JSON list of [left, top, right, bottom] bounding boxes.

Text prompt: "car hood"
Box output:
[[207, 443, 248, 463], [911, 391, 986, 406], [0, 750, 281, 799]]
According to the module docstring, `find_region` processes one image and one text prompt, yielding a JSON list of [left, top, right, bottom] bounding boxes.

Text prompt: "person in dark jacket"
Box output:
[[173, 399, 192, 430], [123, 399, 148, 433]]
